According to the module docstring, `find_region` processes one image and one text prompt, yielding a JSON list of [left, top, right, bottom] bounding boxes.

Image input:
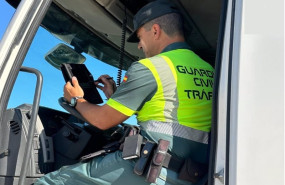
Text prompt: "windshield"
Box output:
[[6, 2, 137, 125], [42, 3, 136, 71]]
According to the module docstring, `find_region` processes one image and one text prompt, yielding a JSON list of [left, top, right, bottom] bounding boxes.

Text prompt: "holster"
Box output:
[[133, 141, 156, 175], [146, 139, 169, 183], [178, 158, 208, 183]]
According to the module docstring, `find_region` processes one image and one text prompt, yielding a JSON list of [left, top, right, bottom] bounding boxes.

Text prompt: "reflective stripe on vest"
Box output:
[[137, 56, 178, 123], [140, 120, 209, 144]]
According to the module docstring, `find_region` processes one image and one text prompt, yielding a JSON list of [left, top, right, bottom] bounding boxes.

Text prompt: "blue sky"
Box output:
[[0, 1, 14, 39], [0, 1, 137, 125]]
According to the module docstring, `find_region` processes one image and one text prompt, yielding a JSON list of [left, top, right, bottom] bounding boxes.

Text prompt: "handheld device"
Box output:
[[61, 63, 103, 104]]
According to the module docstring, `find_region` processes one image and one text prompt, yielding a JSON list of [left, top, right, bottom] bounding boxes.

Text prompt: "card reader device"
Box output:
[[61, 63, 103, 104]]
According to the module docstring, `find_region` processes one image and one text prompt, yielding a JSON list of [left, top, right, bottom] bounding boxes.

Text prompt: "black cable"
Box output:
[[117, 1, 127, 86]]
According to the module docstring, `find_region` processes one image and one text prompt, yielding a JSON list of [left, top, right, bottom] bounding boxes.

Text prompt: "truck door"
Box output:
[[210, 0, 284, 184]]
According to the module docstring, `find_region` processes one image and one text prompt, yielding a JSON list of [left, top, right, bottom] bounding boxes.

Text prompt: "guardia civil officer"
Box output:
[[35, 1, 214, 184]]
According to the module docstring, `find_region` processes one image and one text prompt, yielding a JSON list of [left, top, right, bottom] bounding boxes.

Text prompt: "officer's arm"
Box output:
[[76, 100, 129, 130], [64, 76, 129, 130]]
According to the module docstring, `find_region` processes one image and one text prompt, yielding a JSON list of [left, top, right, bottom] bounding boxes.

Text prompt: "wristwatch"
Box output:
[[69, 96, 83, 107]]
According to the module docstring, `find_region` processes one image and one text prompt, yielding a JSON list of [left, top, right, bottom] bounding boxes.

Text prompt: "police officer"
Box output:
[[35, 1, 214, 184]]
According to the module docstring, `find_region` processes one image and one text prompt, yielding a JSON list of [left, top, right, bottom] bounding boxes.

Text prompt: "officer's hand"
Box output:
[[64, 76, 84, 103], [95, 74, 116, 99]]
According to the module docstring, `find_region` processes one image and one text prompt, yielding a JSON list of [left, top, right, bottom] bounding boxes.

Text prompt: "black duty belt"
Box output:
[[80, 127, 208, 184], [163, 152, 185, 172]]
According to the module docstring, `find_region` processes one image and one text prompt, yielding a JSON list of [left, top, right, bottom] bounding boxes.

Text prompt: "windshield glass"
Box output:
[[6, 2, 137, 125], [42, 3, 136, 71]]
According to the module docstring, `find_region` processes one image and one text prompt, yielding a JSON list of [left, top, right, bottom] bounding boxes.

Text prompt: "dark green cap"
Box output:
[[127, 0, 179, 43]]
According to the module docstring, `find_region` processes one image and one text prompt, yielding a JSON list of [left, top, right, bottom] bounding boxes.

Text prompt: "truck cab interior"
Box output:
[[0, 0, 224, 184]]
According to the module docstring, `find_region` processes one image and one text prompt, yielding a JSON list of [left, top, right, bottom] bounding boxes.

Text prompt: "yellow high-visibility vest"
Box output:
[[137, 49, 214, 132]]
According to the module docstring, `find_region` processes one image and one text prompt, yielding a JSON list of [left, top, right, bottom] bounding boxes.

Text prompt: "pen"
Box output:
[[94, 77, 113, 83]]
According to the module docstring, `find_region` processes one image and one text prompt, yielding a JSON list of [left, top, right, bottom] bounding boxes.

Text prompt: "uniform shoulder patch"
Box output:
[[123, 75, 128, 82]]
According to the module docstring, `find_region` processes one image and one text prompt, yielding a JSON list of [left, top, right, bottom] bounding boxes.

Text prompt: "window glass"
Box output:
[[6, 6, 137, 125], [7, 27, 120, 111]]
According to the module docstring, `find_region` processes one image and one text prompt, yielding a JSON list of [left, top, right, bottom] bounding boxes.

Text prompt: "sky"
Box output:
[[0, 1, 14, 39], [0, 1, 137, 125]]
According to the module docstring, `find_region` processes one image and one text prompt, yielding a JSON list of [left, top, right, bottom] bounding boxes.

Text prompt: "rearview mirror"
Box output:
[[45, 43, 86, 69]]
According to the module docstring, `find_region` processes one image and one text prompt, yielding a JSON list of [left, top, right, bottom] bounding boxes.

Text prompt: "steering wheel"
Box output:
[[58, 97, 89, 123]]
